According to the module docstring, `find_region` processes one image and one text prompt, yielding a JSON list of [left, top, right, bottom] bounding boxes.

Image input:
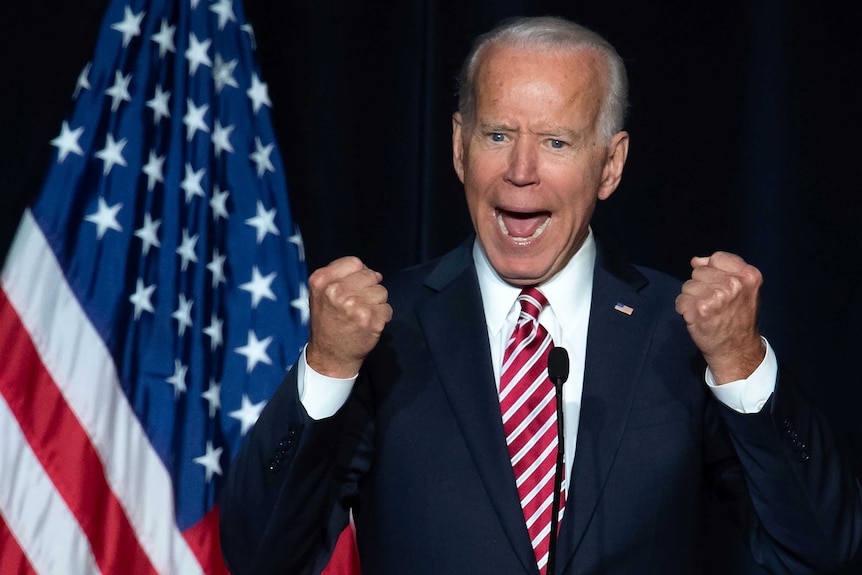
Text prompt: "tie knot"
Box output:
[[517, 287, 548, 323]]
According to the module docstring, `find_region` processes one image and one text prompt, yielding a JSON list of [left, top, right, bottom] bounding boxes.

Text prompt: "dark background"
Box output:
[[2, 1, 861, 572]]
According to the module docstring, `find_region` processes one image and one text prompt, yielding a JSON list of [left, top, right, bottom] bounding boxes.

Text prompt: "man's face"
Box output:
[[453, 45, 629, 287]]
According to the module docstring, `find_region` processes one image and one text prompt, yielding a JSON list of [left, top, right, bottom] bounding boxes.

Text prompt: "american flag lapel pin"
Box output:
[[614, 302, 634, 316]]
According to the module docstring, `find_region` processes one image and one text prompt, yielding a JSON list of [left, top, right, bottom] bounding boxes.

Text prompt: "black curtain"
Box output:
[[2, 1, 861, 572]]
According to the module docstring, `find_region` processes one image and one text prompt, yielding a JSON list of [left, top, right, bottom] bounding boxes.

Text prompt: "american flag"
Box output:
[[614, 302, 634, 316], [0, 0, 357, 573]]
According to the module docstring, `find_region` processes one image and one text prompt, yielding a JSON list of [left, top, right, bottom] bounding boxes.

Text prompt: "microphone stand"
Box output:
[[546, 348, 568, 575]]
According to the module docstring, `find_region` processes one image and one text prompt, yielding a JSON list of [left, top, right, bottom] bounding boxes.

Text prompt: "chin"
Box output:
[[490, 259, 554, 287]]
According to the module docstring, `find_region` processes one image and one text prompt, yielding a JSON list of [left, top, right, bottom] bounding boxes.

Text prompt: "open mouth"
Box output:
[[495, 209, 550, 244]]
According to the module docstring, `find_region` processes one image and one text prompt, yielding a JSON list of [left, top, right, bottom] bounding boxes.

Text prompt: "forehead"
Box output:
[[473, 44, 606, 128]]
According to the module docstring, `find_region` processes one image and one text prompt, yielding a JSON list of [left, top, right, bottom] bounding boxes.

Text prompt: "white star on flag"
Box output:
[[105, 70, 133, 112], [111, 6, 144, 47], [186, 33, 212, 75], [134, 212, 161, 255], [129, 278, 156, 320], [235, 330, 273, 373], [166, 359, 188, 398], [250, 137, 275, 177], [74, 62, 91, 98], [246, 73, 271, 114], [241, 23, 256, 50], [288, 228, 305, 262], [180, 163, 206, 203], [210, 186, 230, 221], [240, 266, 277, 308], [172, 294, 194, 336], [203, 313, 224, 350], [229, 394, 267, 436], [212, 120, 235, 156], [50, 121, 84, 163], [202, 379, 222, 418], [184, 99, 210, 141], [85, 197, 123, 239], [210, 0, 237, 30], [176, 229, 199, 271], [151, 18, 176, 57], [142, 151, 165, 191], [214, 54, 239, 93], [291, 283, 310, 325], [245, 200, 279, 243], [146, 85, 171, 124], [95, 134, 128, 175], [207, 249, 227, 287], [193, 441, 224, 483]]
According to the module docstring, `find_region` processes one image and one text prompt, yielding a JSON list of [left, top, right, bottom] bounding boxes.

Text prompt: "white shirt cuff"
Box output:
[[705, 337, 777, 414], [297, 345, 357, 420]]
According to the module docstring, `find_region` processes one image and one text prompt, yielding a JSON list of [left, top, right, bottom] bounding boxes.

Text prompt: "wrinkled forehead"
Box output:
[[472, 44, 607, 125]]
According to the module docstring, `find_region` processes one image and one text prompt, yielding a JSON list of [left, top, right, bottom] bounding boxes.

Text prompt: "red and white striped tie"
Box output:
[[499, 287, 565, 574]]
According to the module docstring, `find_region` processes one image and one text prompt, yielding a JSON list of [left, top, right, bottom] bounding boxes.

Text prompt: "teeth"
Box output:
[[496, 212, 549, 244]]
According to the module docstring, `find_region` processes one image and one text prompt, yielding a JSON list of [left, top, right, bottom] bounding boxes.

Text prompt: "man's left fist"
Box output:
[[675, 251, 765, 384]]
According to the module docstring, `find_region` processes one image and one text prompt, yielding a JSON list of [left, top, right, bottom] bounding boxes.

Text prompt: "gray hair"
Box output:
[[457, 16, 629, 144]]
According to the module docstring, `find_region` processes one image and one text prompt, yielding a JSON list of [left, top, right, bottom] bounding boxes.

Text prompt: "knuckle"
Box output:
[[324, 281, 343, 302], [308, 268, 329, 290], [727, 276, 743, 295], [741, 265, 763, 287], [342, 293, 358, 310], [337, 255, 363, 269]]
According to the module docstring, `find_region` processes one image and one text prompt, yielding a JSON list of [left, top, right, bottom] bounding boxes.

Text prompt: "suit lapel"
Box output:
[[416, 244, 538, 575], [413, 240, 664, 574], [556, 246, 658, 572]]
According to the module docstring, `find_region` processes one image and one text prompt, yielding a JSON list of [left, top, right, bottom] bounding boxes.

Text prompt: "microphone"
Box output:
[[548, 346, 569, 388], [546, 347, 568, 575]]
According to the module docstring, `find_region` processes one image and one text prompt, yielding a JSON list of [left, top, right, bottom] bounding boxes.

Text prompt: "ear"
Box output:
[[452, 112, 466, 183], [597, 131, 630, 201]]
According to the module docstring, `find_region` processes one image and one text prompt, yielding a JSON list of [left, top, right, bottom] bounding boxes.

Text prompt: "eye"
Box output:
[[549, 139, 566, 149], [490, 133, 506, 143]]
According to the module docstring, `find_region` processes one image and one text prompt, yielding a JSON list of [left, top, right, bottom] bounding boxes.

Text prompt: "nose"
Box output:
[[504, 138, 539, 187]]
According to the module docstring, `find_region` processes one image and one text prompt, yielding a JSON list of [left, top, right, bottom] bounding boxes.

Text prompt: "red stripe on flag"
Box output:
[[321, 524, 362, 575], [0, 290, 158, 574], [0, 512, 37, 575], [183, 506, 229, 575], [182, 504, 361, 575]]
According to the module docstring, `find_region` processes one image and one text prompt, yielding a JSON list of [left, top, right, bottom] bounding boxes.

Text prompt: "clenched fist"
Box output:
[[306, 256, 393, 378], [675, 252, 765, 384]]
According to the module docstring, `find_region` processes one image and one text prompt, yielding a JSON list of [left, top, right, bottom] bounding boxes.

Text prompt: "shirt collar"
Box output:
[[474, 229, 597, 337]]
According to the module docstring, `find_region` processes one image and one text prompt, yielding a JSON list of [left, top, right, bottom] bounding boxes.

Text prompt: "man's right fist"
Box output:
[[305, 256, 392, 378]]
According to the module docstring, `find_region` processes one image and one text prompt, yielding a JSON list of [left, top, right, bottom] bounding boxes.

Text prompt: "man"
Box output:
[[220, 16, 861, 574]]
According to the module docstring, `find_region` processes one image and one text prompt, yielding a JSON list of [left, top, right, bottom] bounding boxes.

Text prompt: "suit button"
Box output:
[[800, 452, 810, 462]]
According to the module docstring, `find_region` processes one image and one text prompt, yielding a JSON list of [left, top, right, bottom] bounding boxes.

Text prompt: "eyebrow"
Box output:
[[535, 129, 579, 140], [478, 122, 580, 138], [478, 122, 517, 133]]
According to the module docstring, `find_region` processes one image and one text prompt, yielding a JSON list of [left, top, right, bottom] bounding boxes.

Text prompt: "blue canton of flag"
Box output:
[[0, 0, 308, 572]]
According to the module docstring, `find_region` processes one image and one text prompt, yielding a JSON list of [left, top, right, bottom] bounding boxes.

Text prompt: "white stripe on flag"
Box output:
[[0, 392, 99, 575], [1, 211, 203, 575]]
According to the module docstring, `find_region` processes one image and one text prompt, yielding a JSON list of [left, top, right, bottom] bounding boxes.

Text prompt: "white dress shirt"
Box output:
[[298, 230, 778, 496]]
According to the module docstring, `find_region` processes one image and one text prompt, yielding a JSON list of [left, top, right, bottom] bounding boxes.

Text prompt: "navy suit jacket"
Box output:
[[220, 239, 861, 574]]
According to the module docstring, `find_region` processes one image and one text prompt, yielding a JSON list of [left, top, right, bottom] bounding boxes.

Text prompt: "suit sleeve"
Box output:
[[709, 369, 862, 573], [219, 365, 373, 575]]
